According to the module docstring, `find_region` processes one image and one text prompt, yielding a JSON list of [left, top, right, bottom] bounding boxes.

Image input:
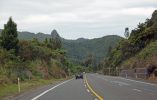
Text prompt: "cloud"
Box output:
[[121, 7, 156, 16], [0, 0, 156, 39]]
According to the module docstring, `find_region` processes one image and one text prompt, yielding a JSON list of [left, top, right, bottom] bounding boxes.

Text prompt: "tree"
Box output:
[[32, 38, 39, 45], [52, 37, 62, 50], [0, 36, 2, 45], [47, 38, 53, 49], [1, 17, 19, 54], [107, 46, 112, 57], [44, 38, 48, 44], [124, 27, 130, 39], [83, 53, 94, 67], [47, 37, 62, 50]]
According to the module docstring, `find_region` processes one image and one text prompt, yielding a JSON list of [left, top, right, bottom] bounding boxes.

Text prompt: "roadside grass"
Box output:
[[0, 84, 18, 98], [0, 78, 69, 99]]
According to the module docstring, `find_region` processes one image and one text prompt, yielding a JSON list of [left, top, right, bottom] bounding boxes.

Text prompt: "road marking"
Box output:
[[103, 79, 108, 81], [84, 74, 104, 100], [133, 89, 142, 92], [31, 79, 73, 100], [87, 89, 90, 92], [111, 81, 130, 86], [149, 93, 155, 95], [117, 77, 157, 86], [94, 76, 130, 87]]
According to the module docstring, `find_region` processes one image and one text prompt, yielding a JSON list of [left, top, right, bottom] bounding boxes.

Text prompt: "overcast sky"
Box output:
[[0, 0, 156, 39]]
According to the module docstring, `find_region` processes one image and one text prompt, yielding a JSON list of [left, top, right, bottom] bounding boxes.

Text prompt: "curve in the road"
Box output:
[[84, 74, 104, 100]]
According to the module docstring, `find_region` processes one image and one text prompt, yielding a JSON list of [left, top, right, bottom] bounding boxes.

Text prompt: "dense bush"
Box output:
[[106, 10, 157, 69], [0, 18, 80, 84]]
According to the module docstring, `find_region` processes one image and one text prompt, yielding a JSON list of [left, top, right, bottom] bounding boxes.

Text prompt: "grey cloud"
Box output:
[[0, 0, 156, 39]]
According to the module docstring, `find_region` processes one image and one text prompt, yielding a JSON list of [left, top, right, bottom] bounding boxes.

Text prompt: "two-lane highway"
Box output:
[[34, 77, 95, 100], [87, 74, 157, 100], [15, 73, 157, 100]]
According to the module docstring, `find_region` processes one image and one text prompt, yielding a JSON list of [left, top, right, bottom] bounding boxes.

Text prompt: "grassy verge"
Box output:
[[0, 78, 70, 99]]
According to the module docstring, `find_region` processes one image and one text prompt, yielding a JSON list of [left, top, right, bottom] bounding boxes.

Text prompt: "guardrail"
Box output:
[[119, 68, 147, 79], [103, 67, 157, 80]]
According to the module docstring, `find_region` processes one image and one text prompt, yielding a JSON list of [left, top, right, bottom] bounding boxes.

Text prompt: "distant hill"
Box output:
[[0, 29, 51, 41], [19, 31, 51, 41], [0, 29, 122, 65], [63, 35, 122, 64]]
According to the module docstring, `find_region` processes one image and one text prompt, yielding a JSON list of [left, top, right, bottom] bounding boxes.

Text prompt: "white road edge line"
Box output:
[[133, 89, 142, 92], [87, 89, 90, 92], [31, 79, 73, 100], [149, 92, 155, 95], [117, 77, 157, 86]]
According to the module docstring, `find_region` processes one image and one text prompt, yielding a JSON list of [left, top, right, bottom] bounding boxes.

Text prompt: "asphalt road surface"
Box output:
[[15, 73, 157, 100]]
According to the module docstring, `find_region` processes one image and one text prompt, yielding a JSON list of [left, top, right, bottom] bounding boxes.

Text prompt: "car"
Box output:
[[75, 73, 83, 79]]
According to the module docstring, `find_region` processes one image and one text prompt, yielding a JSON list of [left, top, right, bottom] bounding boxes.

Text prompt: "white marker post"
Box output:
[[18, 77, 20, 93], [109, 67, 110, 76], [135, 73, 138, 78], [126, 73, 128, 78], [116, 67, 118, 76]]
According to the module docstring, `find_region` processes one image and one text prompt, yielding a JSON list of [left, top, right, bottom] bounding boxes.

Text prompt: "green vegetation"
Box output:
[[0, 31, 67, 84], [0, 78, 67, 99], [0, 17, 88, 98], [121, 40, 157, 69], [63, 35, 122, 65], [0, 30, 122, 67], [103, 10, 157, 71], [1, 17, 19, 54]]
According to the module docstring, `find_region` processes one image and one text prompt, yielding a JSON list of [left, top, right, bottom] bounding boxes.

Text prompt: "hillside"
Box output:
[[0, 30, 51, 41], [0, 18, 74, 85], [0, 30, 122, 65], [63, 35, 122, 64], [121, 40, 157, 69], [106, 10, 157, 72]]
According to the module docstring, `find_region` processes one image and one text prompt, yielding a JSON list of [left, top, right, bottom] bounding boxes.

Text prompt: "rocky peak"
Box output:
[[51, 29, 60, 39]]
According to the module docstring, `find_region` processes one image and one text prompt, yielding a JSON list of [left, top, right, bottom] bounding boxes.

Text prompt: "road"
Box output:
[[15, 73, 157, 100]]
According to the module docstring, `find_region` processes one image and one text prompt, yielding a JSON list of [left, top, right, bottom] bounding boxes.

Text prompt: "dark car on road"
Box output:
[[75, 73, 83, 79]]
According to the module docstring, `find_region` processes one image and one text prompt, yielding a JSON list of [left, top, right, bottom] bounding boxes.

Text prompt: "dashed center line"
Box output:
[[149, 92, 155, 95], [133, 89, 142, 92], [84, 74, 104, 100]]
